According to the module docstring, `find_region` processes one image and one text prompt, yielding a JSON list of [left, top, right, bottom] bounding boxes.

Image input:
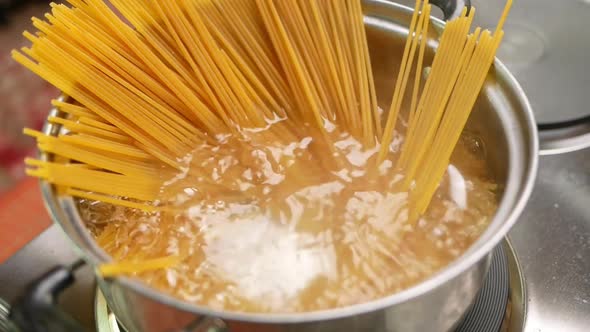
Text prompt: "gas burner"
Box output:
[[455, 245, 510, 332], [0, 298, 16, 332]]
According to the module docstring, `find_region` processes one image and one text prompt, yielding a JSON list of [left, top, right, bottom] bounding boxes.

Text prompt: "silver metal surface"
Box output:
[[455, 246, 510, 332], [0, 226, 95, 329], [96, 291, 121, 332], [503, 240, 526, 332], [538, 122, 590, 156], [430, 0, 471, 20], [471, 0, 590, 126], [509, 148, 590, 332], [399, 0, 590, 154], [35, 1, 538, 332]]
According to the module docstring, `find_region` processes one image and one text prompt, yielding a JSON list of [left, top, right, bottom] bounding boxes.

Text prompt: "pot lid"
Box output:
[[472, 0, 590, 127]]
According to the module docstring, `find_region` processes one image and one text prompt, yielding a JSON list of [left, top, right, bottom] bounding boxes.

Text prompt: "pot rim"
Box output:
[[39, 0, 539, 324]]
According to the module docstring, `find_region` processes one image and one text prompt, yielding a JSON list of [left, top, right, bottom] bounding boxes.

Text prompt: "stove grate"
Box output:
[[455, 246, 510, 332]]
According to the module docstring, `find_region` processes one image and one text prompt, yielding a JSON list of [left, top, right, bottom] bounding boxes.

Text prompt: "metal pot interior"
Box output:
[[39, 0, 539, 323]]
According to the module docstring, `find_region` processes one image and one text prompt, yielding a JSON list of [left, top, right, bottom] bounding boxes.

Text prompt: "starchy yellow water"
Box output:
[[79, 122, 497, 313]]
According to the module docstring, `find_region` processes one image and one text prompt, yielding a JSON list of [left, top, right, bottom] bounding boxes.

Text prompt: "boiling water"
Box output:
[[80, 124, 497, 313], [78, 24, 498, 314]]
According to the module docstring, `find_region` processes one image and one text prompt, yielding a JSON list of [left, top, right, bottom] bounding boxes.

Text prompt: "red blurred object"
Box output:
[[0, 2, 58, 193], [0, 2, 56, 261], [0, 177, 51, 263]]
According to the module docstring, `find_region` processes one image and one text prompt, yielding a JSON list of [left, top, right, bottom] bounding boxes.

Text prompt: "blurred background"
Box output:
[[0, 0, 56, 192], [0, 0, 56, 262]]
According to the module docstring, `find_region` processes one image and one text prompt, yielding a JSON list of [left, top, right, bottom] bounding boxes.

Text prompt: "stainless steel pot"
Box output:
[[34, 1, 538, 331]]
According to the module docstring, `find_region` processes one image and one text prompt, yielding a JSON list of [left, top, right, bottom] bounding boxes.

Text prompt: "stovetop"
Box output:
[[509, 149, 590, 331]]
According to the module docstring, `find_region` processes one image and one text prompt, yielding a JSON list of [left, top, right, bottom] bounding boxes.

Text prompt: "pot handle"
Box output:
[[538, 116, 590, 155], [430, 0, 471, 20], [9, 260, 88, 332]]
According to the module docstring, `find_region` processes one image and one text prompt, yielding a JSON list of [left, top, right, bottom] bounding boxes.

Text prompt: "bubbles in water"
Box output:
[[79, 121, 498, 313]]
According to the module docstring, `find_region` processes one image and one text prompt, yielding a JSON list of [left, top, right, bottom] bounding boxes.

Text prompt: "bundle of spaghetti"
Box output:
[[378, 0, 432, 163], [7, 2, 284, 198], [24, 100, 252, 210], [396, 8, 474, 178], [25, 125, 265, 211], [24, 107, 325, 213], [377, 0, 512, 217], [25, 129, 160, 177], [255, 0, 380, 145], [163, 2, 360, 170], [107, 0, 341, 175], [411, 6, 510, 214], [25, 158, 161, 201], [14, 0, 515, 277], [14, 27, 201, 165], [114, 0, 268, 129], [192, 0, 293, 116], [106, 0, 311, 150]]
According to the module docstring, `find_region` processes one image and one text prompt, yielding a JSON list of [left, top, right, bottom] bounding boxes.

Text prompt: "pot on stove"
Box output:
[[9, 1, 539, 331]]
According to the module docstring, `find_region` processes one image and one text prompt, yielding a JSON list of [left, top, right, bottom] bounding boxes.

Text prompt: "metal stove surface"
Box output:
[[395, 0, 590, 154], [396, 0, 590, 127], [472, 0, 590, 126], [509, 149, 590, 331]]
